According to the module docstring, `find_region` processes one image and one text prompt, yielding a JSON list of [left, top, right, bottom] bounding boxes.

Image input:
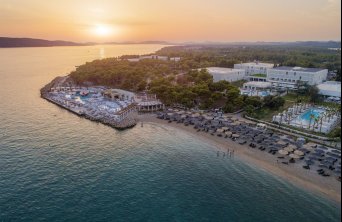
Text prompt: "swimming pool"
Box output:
[[293, 108, 325, 125], [301, 108, 324, 121]]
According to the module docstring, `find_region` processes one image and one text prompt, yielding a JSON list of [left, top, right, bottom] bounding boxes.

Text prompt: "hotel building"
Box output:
[[234, 62, 274, 76], [266, 66, 328, 89], [206, 67, 246, 82]]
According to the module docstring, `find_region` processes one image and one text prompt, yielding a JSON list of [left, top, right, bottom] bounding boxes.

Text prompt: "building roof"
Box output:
[[237, 62, 274, 67], [206, 67, 244, 73], [317, 81, 341, 97], [271, 66, 327, 73]]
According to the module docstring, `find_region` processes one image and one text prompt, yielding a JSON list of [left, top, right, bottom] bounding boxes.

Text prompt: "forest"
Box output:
[[70, 43, 341, 112]]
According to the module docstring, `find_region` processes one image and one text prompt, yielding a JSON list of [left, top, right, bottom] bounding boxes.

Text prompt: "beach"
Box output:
[[139, 113, 341, 204]]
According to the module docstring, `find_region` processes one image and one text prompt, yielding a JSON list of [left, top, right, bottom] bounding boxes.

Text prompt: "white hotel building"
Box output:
[[206, 67, 246, 82], [267, 66, 328, 89], [234, 62, 274, 76]]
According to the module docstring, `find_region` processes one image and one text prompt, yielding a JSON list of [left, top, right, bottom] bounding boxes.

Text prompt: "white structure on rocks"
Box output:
[[206, 67, 245, 82], [234, 61, 274, 75], [267, 66, 328, 89]]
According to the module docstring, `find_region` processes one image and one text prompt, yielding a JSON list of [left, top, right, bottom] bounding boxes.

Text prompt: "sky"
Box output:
[[0, 0, 340, 42]]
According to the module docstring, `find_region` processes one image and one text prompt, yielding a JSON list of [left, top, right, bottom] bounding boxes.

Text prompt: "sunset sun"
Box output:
[[93, 24, 111, 36]]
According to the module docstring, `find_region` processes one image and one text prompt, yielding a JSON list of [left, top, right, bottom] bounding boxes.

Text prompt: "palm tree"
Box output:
[[327, 111, 332, 123], [319, 115, 324, 133], [308, 113, 315, 130], [313, 117, 319, 131], [287, 112, 293, 124], [279, 113, 284, 128]]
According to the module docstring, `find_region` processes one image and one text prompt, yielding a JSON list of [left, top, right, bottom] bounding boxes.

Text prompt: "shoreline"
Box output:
[[139, 113, 341, 205]]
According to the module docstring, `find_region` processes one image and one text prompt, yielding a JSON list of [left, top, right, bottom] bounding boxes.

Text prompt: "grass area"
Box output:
[[281, 93, 310, 103], [252, 93, 301, 121], [252, 99, 296, 121], [250, 73, 267, 78]]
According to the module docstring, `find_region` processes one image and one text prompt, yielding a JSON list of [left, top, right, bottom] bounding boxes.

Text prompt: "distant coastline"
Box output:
[[0, 37, 172, 48], [1, 37, 340, 48]]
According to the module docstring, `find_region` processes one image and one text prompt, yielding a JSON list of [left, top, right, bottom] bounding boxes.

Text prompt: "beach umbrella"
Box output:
[[289, 154, 300, 159], [277, 140, 287, 145], [216, 129, 224, 133], [232, 134, 240, 138], [225, 131, 232, 136], [278, 150, 289, 155], [294, 150, 305, 156], [302, 144, 315, 151], [221, 127, 229, 131], [284, 147, 295, 152]]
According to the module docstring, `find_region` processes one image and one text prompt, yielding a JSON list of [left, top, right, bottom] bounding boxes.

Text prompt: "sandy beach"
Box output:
[[139, 113, 341, 204]]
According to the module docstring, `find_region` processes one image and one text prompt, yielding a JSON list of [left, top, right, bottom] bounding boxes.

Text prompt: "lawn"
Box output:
[[250, 73, 267, 78], [252, 93, 309, 121], [252, 99, 296, 121]]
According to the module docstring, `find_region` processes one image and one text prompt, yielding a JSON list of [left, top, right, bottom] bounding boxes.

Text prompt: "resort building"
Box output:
[[317, 81, 341, 98], [137, 101, 164, 112], [170, 57, 181, 62], [267, 66, 328, 89], [138, 55, 168, 61], [127, 55, 178, 62], [102, 89, 135, 102], [135, 93, 164, 112], [241, 81, 272, 97], [234, 61, 274, 76], [206, 67, 246, 82], [242, 81, 272, 91]]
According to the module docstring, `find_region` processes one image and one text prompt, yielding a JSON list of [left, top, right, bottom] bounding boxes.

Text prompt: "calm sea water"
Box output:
[[0, 45, 340, 222]]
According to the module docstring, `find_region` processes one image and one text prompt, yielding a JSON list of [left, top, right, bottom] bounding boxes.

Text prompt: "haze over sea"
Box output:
[[0, 45, 340, 222]]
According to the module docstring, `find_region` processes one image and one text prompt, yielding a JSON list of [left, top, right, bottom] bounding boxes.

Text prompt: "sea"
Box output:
[[0, 45, 340, 222]]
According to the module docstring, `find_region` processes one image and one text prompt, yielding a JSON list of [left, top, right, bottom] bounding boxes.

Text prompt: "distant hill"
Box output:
[[0, 37, 90, 48]]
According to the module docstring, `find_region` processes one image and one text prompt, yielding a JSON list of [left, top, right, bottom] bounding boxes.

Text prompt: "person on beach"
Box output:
[[217, 151, 219, 157], [223, 152, 226, 157]]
